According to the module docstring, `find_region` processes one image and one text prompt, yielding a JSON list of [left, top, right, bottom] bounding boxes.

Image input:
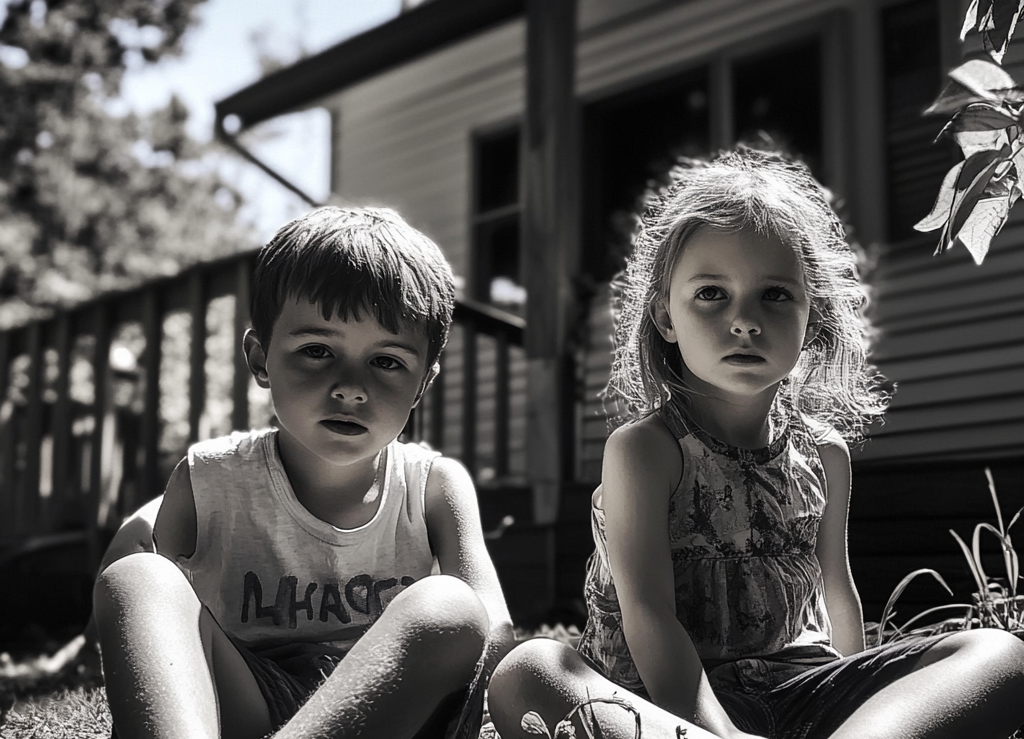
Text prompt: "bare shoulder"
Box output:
[[604, 413, 682, 481], [424, 454, 476, 509], [152, 457, 198, 560]]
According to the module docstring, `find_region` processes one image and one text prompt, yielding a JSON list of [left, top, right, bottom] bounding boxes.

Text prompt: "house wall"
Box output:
[[322, 0, 1021, 483]]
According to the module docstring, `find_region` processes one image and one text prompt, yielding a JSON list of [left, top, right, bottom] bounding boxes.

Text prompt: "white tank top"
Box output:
[[180, 428, 438, 652]]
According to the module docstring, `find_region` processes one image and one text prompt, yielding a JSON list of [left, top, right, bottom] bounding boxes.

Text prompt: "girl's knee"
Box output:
[[928, 628, 1024, 678], [491, 637, 579, 694]]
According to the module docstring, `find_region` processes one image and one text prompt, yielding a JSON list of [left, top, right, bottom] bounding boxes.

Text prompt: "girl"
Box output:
[[487, 149, 1024, 739]]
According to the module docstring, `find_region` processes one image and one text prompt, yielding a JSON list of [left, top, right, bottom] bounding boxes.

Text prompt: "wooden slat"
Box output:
[[461, 324, 478, 475], [877, 343, 1024, 384], [88, 303, 112, 568], [858, 418, 1024, 462], [876, 396, 1024, 436], [0, 330, 12, 539], [231, 260, 251, 432], [50, 314, 74, 523], [188, 272, 207, 444], [141, 290, 163, 502], [871, 314, 1023, 363], [430, 353, 445, 449], [886, 365, 1024, 408], [19, 323, 44, 534], [495, 328, 510, 478]]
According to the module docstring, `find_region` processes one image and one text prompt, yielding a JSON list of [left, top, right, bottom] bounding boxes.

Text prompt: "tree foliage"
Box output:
[[0, 0, 255, 328], [916, 0, 1024, 264]]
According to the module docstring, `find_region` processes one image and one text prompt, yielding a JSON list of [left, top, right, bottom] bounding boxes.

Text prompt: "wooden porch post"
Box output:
[[522, 0, 579, 525]]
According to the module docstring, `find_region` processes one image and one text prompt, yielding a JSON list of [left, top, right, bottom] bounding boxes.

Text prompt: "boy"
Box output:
[[93, 206, 515, 739]]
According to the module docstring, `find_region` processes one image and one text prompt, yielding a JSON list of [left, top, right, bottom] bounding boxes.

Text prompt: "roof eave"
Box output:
[[214, 0, 525, 133]]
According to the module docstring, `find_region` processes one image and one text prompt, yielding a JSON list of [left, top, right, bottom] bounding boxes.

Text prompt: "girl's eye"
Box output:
[[301, 345, 331, 359], [373, 356, 404, 371], [695, 286, 725, 301], [763, 287, 794, 302]]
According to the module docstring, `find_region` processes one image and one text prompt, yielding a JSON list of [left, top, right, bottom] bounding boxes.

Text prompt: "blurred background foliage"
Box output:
[[0, 0, 256, 329]]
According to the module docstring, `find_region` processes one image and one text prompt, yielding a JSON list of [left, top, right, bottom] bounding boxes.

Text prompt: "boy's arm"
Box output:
[[602, 417, 753, 738], [424, 456, 515, 674], [95, 494, 162, 575], [151, 457, 198, 561], [815, 437, 865, 656]]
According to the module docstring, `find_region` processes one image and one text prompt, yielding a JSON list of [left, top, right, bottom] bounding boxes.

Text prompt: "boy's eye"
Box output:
[[763, 287, 794, 302], [301, 345, 331, 359], [372, 356, 404, 371], [695, 286, 725, 301]]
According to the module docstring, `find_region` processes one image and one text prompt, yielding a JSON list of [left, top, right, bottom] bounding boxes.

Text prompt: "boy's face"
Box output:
[[246, 298, 430, 478]]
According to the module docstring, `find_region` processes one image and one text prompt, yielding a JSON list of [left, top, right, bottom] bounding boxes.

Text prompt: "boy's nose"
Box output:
[[331, 374, 368, 403]]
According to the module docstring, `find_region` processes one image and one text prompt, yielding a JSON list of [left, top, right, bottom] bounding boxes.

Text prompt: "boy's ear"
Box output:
[[412, 361, 440, 407], [243, 329, 271, 389], [651, 300, 677, 343]]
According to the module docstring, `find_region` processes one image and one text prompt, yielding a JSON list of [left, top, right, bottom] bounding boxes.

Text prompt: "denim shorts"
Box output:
[[706, 633, 956, 739], [235, 639, 486, 739]]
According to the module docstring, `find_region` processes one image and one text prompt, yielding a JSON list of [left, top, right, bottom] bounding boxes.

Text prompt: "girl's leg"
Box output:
[[828, 629, 1024, 739], [274, 574, 490, 739], [93, 552, 271, 739], [488, 638, 744, 739]]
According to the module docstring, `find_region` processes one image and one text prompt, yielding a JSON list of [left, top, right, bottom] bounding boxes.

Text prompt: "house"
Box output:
[[213, 0, 1023, 624], [0, 0, 1019, 637]]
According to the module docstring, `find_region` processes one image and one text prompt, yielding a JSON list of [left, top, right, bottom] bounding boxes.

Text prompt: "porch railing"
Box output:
[[0, 250, 527, 566]]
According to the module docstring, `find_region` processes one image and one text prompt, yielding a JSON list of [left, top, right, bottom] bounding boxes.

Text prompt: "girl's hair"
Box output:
[[250, 206, 455, 370], [606, 147, 890, 444]]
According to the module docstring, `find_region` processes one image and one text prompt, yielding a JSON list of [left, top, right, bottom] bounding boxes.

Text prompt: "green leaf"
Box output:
[[915, 161, 964, 232], [949, 58, 1017, 99], [522, 712, 552, 738], [953, 195, 1009, 264], [878, 569, 953, 646], [942, 102, 1020, 135], [951, 529, 989, 595], [939, 145, 1009, 254]]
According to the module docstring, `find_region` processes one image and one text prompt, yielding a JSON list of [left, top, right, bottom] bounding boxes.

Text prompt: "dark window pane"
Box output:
[[474, 215, 524, 313], [733, 39, 823, 177], [583, 68, 711, 281], [477, 131, 520, 212], [882, 0, 948, 245]]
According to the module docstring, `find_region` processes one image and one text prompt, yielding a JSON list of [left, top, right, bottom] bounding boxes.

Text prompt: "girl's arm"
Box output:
[[814, 437, 865, 656], [603, 416, 752, 738], [425, 455, 516, 674]]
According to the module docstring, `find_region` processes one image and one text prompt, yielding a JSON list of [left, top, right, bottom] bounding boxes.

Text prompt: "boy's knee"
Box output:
[[93, 552, 188, 621], [393, 575, 488, 670]]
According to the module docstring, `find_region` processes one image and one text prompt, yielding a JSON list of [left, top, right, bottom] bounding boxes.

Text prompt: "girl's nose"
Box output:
[[731, 321, 761, 336]]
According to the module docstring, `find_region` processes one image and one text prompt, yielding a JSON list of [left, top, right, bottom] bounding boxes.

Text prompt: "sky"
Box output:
[[119, 0, 404, 239]]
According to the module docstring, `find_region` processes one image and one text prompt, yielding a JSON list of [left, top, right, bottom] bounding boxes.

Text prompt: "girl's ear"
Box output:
[[412, 361, 440, 407], [651, 300, 678, 343], [243, 329, 271, 389], [803, 309, 822, 349]]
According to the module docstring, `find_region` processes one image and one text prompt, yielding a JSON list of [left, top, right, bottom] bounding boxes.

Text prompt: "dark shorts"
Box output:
[[707, 633, 956, 739], [235, 639, 487, 739]]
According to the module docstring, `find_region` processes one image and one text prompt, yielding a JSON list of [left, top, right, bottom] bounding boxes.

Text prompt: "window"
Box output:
[[472, 129, 524, 315], [882, 0, 949, 246], [733, 39, 823, 175]]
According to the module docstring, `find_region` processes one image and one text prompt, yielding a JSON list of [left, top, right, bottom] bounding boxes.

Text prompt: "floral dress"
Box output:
[[577, 403, 842, 694]]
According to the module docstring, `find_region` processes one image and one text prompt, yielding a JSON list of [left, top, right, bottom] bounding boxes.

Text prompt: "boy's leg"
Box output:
[[274, 574, 488, 739], [93, 552, 272, 739], [488, 638, 740, 739], [826, 628, 1024, 739]]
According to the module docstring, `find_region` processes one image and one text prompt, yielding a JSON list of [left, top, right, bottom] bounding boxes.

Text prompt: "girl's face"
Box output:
[[655, 226, 812, 404]]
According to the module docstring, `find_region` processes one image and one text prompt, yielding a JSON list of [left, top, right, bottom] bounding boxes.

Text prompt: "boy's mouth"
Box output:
[[321, 419, 368, 436]]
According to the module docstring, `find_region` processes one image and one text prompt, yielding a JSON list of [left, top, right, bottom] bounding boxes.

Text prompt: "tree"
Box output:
[[0, 0, 254, 328]]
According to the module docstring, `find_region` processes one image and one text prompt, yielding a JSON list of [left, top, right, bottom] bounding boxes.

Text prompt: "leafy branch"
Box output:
[[915, 0, 1024, 264]]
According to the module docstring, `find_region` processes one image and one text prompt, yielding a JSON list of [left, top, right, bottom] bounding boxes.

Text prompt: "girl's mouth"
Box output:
[[723, 354, 766, 365], [321, 419, 368, 436]]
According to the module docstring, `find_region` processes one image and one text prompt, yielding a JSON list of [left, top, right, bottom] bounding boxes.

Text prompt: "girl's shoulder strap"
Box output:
[[797, 412, 844, 449]]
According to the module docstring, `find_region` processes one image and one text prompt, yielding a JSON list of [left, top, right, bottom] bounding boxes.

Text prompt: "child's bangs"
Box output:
[[280, 236, 446, 336]]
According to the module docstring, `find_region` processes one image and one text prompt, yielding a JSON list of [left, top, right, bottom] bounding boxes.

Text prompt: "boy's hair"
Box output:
[[606, 147, 890, 444], [250, 206, 456, 370]]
